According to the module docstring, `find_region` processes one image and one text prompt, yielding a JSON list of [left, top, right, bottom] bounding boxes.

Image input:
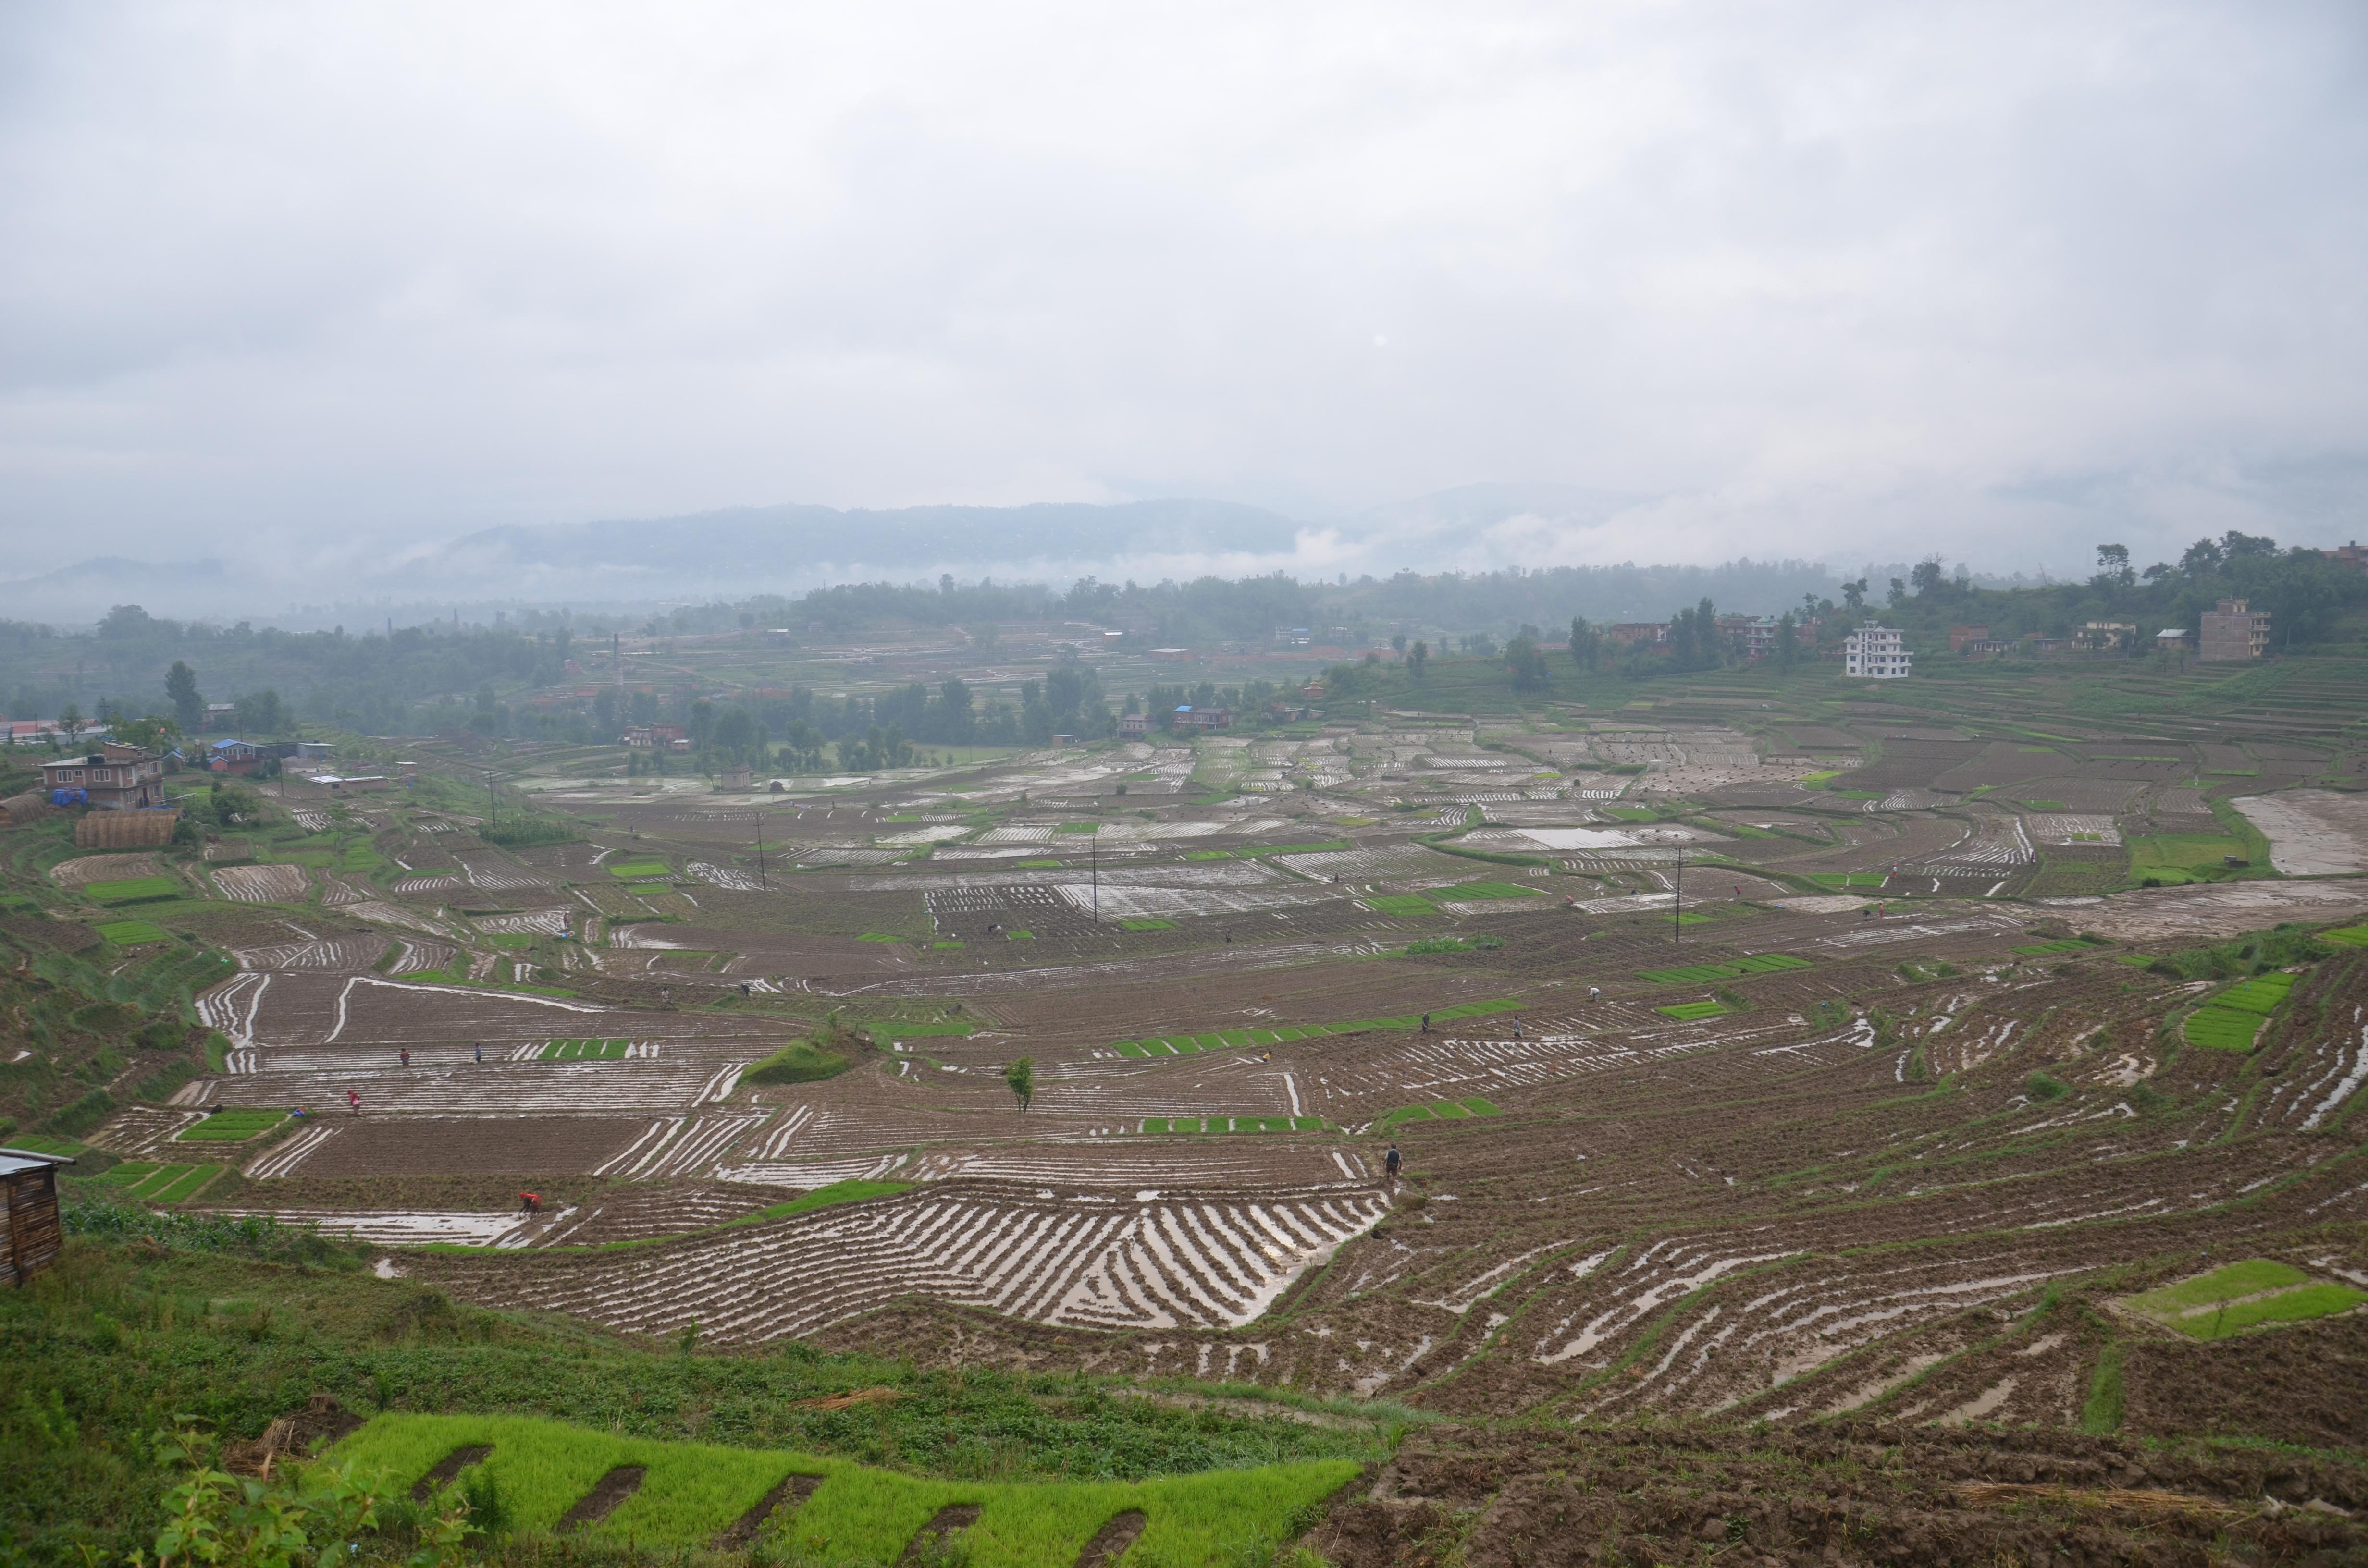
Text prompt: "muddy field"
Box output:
[[62, 689, 2358, 1544]]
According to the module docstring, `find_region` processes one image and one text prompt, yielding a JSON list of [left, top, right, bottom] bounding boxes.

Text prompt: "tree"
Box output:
[[1568, 615, 1602, 672], [1841, 578, 1869, 611], [113, 713, 180, 753], [165, 660, 204, 731], [1887, 577, 1908, 609], [1004, 1056, 1035, 1111], [56, 703, 85, 745], [2093, 543, 2134, 591], [1391, 632, 1406, 655], [1407, 640, 1428, 681], [1505, 634, 1548, 690], [1773, 611, 1799, 672], [1910, 558, 1946, 599]]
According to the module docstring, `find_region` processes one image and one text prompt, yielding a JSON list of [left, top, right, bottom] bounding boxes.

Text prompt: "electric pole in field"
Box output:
[[748, 809, 766, 884], [486, 771, 498, 830], [1091, 822, 1099, 924], [1672, 843, 1683, 943]]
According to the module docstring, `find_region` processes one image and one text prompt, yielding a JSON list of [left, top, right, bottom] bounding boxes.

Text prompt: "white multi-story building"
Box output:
[[1843, 626, 1912, 679]]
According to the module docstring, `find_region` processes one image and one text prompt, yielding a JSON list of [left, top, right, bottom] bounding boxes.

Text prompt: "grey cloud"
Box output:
[[0, 0, 2363, 599]]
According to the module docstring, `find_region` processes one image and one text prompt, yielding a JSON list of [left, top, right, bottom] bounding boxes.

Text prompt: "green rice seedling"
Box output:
[[2119, 1260, 2367, 1342], [96, 919, 170, 944], [2210, 972, 2295, 1014], [174, 1108, 288, 1142], [151, 1165, 222, 1202], [2321, 924, 2368, 948], [84, 876, 183, 904], [1119, 919, 1173, 931], [1655, 1000, 1729, 1021], [2184, 1007, 2265, 1052], [1443, 881, 1546, 900], [607, 860, 672, 879], [1363, 895, 1436, 918]]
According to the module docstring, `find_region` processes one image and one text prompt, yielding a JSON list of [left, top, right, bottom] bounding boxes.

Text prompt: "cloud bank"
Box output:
[[2, 0, 2363, 595]]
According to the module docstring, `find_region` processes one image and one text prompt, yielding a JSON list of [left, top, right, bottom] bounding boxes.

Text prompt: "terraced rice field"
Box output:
[[80, 710, 2368, 1518]]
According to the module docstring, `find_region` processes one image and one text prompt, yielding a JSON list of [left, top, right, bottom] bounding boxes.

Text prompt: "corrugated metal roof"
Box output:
[[0, 1148, 74, 1176]]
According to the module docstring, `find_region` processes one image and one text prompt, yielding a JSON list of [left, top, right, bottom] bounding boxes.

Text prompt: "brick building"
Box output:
[[42, 742, 165, 808], [2198, 598, 2270, 661]]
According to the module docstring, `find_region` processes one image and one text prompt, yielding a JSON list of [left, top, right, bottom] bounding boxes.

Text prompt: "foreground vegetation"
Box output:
[[0, 1232, 1387, 1567]]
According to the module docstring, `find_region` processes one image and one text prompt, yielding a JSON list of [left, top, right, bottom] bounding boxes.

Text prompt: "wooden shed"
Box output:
[[0, 1148, 73, 1287]]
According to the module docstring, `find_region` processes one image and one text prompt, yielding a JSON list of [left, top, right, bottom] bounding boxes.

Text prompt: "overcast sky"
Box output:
[[3, 0, 2365, 584]]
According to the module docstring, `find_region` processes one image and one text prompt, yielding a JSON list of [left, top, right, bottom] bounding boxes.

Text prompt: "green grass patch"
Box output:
[[1015, 859, 1062, 869], [1654, 1000, 1730, 1021], [174, 1107, 288, 1143], [1118, 919, 1173, 931], [2184, 1007, 2265, 1052], [333, 1412, 1359, 1561], [1363, 894, 1438, 917], [1404, 935, 1503, 955], [2011, 936, 2109, 956], [1184, 849, 1233, 861], [488, 933, 536, 950], [1376, 1097, 1501, 1133], [2321, 923, 2368, 948], [879, 1022, 977, 1038], [99, 1161, 220, 1201], [95, 919, 170, 945], [84, 876, 183, 905], [2119, 1260, 2368, 1341], [539, 1038, 634, 1060], [744, 1039, 852, 1085], [1636, 953, 1809, 985], [857, 932, 903, 943], [2127, 832, 2250, 884], [607, 860, 673, 879], [1442, 880, 1547, 900], [2209, 971, 2296, 1014], [726, 1180, 913, 1229]]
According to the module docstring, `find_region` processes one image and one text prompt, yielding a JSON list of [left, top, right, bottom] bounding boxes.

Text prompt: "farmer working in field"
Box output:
[[399, 1048, 410, 1067], [1384, 1144, 1402, 1180], [346, 1089, 361, 1115]]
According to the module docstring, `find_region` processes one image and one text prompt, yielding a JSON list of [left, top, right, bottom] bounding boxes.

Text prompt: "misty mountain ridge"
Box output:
[[4, 486, 1870, 627]]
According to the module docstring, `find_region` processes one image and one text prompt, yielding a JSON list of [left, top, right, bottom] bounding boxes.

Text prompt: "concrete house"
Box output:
[[43, 742, 165, 808]]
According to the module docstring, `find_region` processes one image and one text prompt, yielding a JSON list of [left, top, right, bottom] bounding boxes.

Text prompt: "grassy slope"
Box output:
[[0, 1231, 1381, 1565], [338, 1412, 1357, 1562]]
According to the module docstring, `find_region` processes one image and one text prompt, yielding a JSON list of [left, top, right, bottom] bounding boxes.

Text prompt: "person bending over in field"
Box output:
[[346, 1089, 361, 1115], [1384, 1144, 1402, 1180]]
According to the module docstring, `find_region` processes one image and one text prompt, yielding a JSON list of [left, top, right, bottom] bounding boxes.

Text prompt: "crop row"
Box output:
[[440, 1186, 1390, 1340]]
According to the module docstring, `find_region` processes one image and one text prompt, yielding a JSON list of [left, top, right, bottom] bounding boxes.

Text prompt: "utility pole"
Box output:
[[487, 771, 498, 830], [750, 809, 766, 884], [1091, 823, 1099, 924], [1672, 844, 1683, 943]]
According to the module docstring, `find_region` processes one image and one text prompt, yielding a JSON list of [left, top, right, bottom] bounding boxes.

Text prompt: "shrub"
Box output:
[[745, 1039, 851, 1085], [2025, 1072, 2070, 1101], [44, 1089, 114, 1136], [480, 819, 580, 849]]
